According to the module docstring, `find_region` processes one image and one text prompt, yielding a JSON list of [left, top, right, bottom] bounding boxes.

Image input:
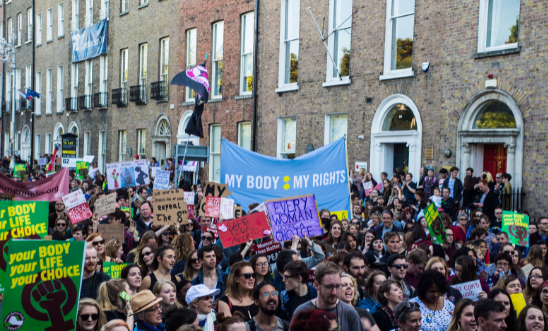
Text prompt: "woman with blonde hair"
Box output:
[[54, 215, 72, 236], [523, 245, 546, 268], [77, 298, 107, 331], [96, 279, 134, 326], [339, 273, 359, 306], [426, 257, 463, 303], [153, 279, 179, 320], [182, 249, 202, 281], [99, 320, 131, 331], [87, 233, 107, 261], [494, 275, 523, 295], [104, 239, 124, 264], [217, 261, 258, 321], [446, 299, 476, 331], [172, 233, 195, 275], [137, 244, 157, 276]]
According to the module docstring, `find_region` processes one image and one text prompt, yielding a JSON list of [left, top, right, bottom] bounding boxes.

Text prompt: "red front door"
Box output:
[[483, 144, 507, 176]]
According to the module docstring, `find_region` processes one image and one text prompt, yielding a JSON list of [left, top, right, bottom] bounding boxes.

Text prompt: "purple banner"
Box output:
[[266, 194, 323, 242]]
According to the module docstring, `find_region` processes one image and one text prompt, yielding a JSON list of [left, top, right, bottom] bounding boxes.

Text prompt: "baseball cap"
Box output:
[[185, 284, 221, 305], [364, 251, 384, 267]]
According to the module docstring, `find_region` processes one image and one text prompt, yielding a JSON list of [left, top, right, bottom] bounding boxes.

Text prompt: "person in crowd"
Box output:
[[324, 220, 342, 248], [358, 271, 387, 314], [375, 210, 403, 239], [442, 227, 458, 262], [54, 216, 71, 236], [121, 264, 143, 297], [250, 254, 271, 285], [487, 289, 517, 331], [279, 260, 317, 321], [130, 290, 165, 331], [217, 261, 258, 321], [342, 252, 367, 298], [442, 166, 463, 206], [191, 245, 227, 296], [81, 246, 111, 300], [494, 275, 522, 295], [140, 246, 181, 292], [516, 304, 545, 331], [525, 267, 548, 305], [246, 282, 289, 331], [387, 254, 415, 301], [489, 232, 510, 262], [402, 173, 417, 205], [368, 237, 386, 258], [379, 232, 402, 275], [290, 309, 338, 331], [456, 213, 470, 238], [182, 250, 202, 281], [153, 280, 179, 319], [364, 251, 384, 278], [462, 175, 477, 209], [474, 298, 507, 331], [72, 223, 89, 241], [501, 173, 513, 212], [175, 280, 193, 309], [88, 233, 107, 261], [49, 199, 68, 229], [524, 245, 546, 269], [137, 244, 158, 277], [135, 202, 154, 236], [394, 301, 422, 331], [105, 239, 124, 264], [97, 279, 134, 326], [441, 188, 456, 219], [172, 233, 195, 275], [449, 255, 489, 296], [344, 232, 361, 251], [489, 253, 525, 289], [420, 167, 437, 198], [362, 230, 377, 252], [409, 270, 455, 331], [406, 249, 428, 288], [530, 217, 548, 249], [372, 280, 404, 331], [185, 284, 219, 331], [292, 261, 365, 331], [447, 299, 476, 331], [77, 298, 107, 331], [338, 273, 379, 331], [474, 180, 499, 224], [425, 257, 463, 303], [127, 231, 157, 264]]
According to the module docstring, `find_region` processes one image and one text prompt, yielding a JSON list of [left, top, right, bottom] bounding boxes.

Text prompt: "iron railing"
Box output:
[[129, 85, 147, 104], [500, 187, 526, 213], [79, 95, 93, 110], [150, 81, 168, 100], [112, 88, 128, 106], [93, 92, 108, 108], [65, 97, 78, 112]]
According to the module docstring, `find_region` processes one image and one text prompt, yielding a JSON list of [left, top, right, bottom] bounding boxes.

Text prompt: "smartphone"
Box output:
[[120, 291, 131, 301]]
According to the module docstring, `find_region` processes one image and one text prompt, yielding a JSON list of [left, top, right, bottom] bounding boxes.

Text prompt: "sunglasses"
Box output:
[[57, 223, 66, 227], [202, 236, 213, 241], [391, 264, 408, 269], [80, 314, 99, 321], [144, 305, 162, 313], [92, 240, 105, 246], [238, 273, 256, 280], [162, 232, 171, 236], [190, 258, 200, 264], [143, 251, 154, 257]]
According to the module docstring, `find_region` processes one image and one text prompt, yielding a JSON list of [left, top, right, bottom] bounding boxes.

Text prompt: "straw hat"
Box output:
[[129, 290, 163, 315]]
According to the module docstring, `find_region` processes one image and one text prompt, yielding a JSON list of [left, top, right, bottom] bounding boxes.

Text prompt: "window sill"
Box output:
[[45, 113, 52, 116], [36, 43, 42, 47], [58, 34, 64, 39], [474, 46, 521, 59], [156, 99, 168, 104], [275, 84, 299, 93], [138, 3, 149, 9], [46, 39, 53, 43], [235, 94, 252, 100], [119, 11, 129, 17], [209, 97, 222, 103], [56, 110, 64, 114], [379, 70, 415, 81], [25, 40, 32, 45], [322, 79, 351, 87], [15, 44, 21, 48]]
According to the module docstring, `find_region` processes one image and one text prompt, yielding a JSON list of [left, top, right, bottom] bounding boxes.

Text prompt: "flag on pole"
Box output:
[[17, 90, 27, 100], [47, 144, 59, 173], [25, 88, 40, 99]]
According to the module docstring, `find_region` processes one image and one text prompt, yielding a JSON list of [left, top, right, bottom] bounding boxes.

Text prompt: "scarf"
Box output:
[[380, 307, 397, 328], [198, 312, 215, 331], [138, 321, 165, 331]]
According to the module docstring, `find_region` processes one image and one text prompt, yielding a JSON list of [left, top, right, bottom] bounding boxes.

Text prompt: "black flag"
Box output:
[[185, 102, 204, 138]]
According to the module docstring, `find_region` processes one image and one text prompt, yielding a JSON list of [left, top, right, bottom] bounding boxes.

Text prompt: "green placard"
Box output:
[[75, 161, 90, 181], [14, 164, 26, 179], [0, 201, 49, 294], [502, 210, 529, 247], [0, 240, 86, 331], [121, 207, 133, 219], [424, 203, 447, 245], [103, 262, 129, 279]]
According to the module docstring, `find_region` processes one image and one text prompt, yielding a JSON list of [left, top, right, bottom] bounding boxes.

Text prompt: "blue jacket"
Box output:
[[191, 269, 228, 298], [214, 238, 241, 273], [134, 321, 165, 331], [356, 296, 381, 314]]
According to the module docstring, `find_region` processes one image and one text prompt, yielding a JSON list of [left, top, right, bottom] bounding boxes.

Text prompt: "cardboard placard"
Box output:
[[450, 280, 482, 301], [522, 264, 534, 279], [203, 182, 232, 198], [252, 239, 282, 273], [98, 224, 125, 243], [83, 155, 95, 163], [95, 193, 117, 217], [62, 189, 87, 210], [103, 262, 129, 279], [154, 170, 171, 190], [233, 205, 243, 219], [220, 198, 234, 220], [184, 191, 195, 205], [217, 211, 271, 248], [266, 194, 323, 242], [154, 189, 188, 226]]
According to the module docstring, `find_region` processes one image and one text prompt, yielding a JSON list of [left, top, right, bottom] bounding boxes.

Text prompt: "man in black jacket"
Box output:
[[135, 201, 154, 236], [80, 246, 110, 299], [475, 179, 499, 224], [442, 166, 463, 206]]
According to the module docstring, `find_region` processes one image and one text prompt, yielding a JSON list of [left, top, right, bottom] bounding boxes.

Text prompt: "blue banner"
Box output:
[[71, 19, 108, 63], [221, 138, 351, 215]]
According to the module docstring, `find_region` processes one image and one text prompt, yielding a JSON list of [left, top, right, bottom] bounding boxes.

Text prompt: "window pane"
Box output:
[[211, 126, 221, 153], [214, 23, 224, 60], [285, 40, 299, 84], [392, 0, 414, 16], [382, 104, 417, 131], [391, 15, 413, 70], [188, 29, 196, 65], [473, 100, 517, 129], [334, 0, 352, 29], [486, 0, 519, 47], [239, 123, 251, 150], [243, 54, 253, 92], [330, 114, 347, 142], [285, 0, 299, 40], [212, 154, 221, 182], [243, 13, 254, 54], [334, 29, 351, 77], [282, 118, 296, 153]]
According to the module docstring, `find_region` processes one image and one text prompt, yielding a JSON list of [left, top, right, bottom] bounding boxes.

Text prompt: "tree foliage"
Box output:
[[340, 48, 350, 77], [506, 19, 519, 44], [396, 38, 413, 70], [289, 53, 298, 83]]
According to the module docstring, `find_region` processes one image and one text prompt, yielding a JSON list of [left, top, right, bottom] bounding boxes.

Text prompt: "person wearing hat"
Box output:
[[186, 284, 219, 331], [130, 290, 165, 331], [364, 251, 384, 278]]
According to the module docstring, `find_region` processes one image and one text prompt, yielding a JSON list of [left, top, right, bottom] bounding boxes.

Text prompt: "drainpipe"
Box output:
[[251, 0, 259, 152], [30, 0, 35, 166], [1, 1, 5, 158]]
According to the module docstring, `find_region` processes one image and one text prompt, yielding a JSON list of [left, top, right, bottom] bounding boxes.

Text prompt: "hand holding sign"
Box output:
[[218, 211, 271, 248]]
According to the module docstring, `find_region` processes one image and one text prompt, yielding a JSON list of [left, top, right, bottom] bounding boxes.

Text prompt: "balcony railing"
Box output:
[[2, 101, 10, 113], [22, 99, 31, 111], [79, 95, 93, 110], [151, 81, 168, 100], [15, 99, 21, 112], [65, 97, 78, 112], [93, 92, 108, 108], [112, 88, 128, 106], [129, 85, 147, 104]]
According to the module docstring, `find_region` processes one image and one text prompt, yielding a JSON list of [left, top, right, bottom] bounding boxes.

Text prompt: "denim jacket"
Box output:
[[191, 269, 227, 298]]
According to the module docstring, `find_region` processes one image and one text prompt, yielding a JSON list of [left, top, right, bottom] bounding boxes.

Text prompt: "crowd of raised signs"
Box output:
[[4, 161, 548, 331]]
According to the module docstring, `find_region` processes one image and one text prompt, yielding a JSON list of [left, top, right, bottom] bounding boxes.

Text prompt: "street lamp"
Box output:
[[0, 33, 17, 168]]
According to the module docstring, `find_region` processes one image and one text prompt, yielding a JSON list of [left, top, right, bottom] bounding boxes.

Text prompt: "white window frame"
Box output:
[[118, 130, 127, 162], [240, 12, 254, 95], [46, 68, 52, 114], [121, 48, 128, 89], [36, 13, 42, 45], [100, 55, 108, 93], [7, 18, 13, 44], [57, 66, 64, 112], [45, 133, 52, 154], [209, 125, 221, 182], [160, 38, 169, 82], [137, 129, 146, 157], [71, 63, 79, 98], [237, 122, 251, 151], [100, 0, 109, 20], [122, 0, 129, 13], [323, 0, 352, 86], [46, 8, 53, 41], [324, 113, 348, 145], [85, 60, 92, 95], [35, 134, 41, 159], [14, 132, 20, 155], [84, 131, 91, 155], [27, 8, 33, 42], [277, 117, 296, 159], [141, 0, 149, 5], [58, 3, 64, 37], [185, 29, 197, 102], [276, 0, 300, 92], [86, 0, 94, 26], [25, 64, 31, 89], [15, 68, 21, 110], [6, 71, 12, 112], [212, 21, 223, 98], [99, 130, 106, 173], [477, 0, 520, 54], [72, 0, 79, 31], [379, 0, 415, 81], [17, 14, 22, 46], [35, 71, 42, 115], [139, 43, 147, 87], [4, 133, 9, 157]]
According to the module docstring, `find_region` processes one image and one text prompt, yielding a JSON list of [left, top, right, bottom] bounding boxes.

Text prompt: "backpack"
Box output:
[[246, 318, 289, 331]]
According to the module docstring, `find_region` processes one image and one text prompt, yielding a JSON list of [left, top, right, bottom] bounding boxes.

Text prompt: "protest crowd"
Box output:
[[0, 153, 545, 331]]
